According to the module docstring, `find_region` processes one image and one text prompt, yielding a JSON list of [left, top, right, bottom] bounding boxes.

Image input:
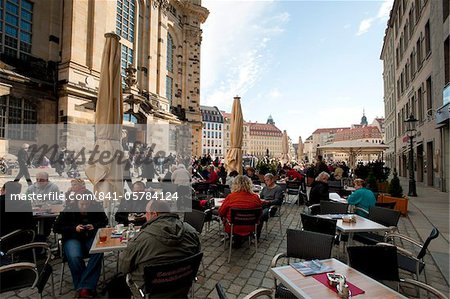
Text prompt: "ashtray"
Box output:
[[327, 273, 344, 287], [342, 215, 356, 223]]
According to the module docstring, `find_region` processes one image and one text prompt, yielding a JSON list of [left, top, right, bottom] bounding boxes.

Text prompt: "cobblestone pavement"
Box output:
[[2, 200, 449, 299]]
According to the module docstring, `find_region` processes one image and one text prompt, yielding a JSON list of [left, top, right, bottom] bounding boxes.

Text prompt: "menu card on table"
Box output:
[[291, 260, 334, 276]]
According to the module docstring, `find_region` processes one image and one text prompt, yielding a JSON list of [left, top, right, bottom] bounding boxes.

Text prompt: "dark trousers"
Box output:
[[14, 166, 32, 186]]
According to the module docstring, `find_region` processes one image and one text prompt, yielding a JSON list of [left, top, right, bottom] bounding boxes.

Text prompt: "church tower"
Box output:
[[360, 109, 368, 126]]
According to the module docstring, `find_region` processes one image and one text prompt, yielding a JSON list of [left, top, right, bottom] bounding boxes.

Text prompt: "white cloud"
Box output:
[[356, 0, 393, 36], [356, 18, 373, 36], [201, 0, 289, 109], [268, 88, 282, 99]]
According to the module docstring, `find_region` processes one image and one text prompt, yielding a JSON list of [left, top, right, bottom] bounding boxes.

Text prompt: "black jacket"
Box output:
[[309, 181, 329, 205], [53, 201, 108, 241]]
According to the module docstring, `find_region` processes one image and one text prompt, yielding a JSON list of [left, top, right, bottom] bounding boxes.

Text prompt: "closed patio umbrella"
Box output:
[[281, 130, 290, 164], [297, 136, 304, 161], [226, 96, 243, 175], [85, 33, 124, 211]]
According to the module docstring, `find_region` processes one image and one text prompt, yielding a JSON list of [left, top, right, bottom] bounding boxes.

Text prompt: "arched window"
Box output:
[[123, 113, 138, 124]]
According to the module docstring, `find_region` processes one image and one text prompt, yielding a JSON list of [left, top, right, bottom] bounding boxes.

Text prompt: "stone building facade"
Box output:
[[0, 0, 208, 157], [200, 105, 223, 157], [381, 0, 449, 191]]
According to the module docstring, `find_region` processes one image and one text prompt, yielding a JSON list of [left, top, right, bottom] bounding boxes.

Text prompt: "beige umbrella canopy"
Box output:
[[85, 33, 124, 208], [226, 96, 244, 175], [280, 130, 290, 164], [318, 140, 388, 169], [297, 136, 304, 161]]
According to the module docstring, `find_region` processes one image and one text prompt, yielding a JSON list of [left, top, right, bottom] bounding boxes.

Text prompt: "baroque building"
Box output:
[[381, 0, 449, 191], [0, 0, 208, 157]]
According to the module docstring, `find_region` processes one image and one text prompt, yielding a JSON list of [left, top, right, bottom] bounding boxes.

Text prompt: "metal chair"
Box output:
[[399, 278, 448, 299], [381, 227, 439, 281], [347, 244, 400, 283], [271, 229, 334, 298], [353, 206, 401, 245], [285, 181, 302, 205], [184, 209, 206, 235], [1, 242, 55, 298], [134, 252, 203, 298], [319, 201, 349, 214], [224, 208, 262, 263], [300, 213, 339, 243], [216, 282, 273, 299]]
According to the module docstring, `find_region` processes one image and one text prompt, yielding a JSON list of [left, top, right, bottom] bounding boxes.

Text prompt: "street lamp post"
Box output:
[[405, 114, 418, 197]]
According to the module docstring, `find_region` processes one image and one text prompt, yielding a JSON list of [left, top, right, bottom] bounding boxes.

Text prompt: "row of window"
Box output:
[[0, 0, 33, 59], [203, 122, 222, 130], [203, 131, 222, 139], [203, 139, 222, 147], [396, 76, 432, 137], [396, 21, 431, 99], [116, 0, 135, 42]]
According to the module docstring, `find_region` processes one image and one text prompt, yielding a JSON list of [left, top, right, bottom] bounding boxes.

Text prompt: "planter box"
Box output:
[[377, 194, 408, 216]]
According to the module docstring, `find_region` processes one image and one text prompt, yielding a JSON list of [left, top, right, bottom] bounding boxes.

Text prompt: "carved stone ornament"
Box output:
[[124, 64, 137, 93]]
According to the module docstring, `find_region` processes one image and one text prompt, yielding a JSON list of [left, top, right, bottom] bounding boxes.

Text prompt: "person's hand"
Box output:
[[76, 224, 85, 232], [85, 224, 94, 230]]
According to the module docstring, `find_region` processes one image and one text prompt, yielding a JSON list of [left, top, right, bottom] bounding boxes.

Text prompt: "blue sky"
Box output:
[[200, 0, 394, 142]]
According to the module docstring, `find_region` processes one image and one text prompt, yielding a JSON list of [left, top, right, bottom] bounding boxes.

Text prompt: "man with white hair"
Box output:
[[26, 172, 61, 201], [14, 143, 32, 186]]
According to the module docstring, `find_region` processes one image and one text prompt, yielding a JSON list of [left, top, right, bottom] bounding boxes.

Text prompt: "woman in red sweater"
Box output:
[[218, 175, 262, 247]]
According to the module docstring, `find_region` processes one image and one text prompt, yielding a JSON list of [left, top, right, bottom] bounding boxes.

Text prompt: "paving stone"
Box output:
[[226, 284, 243, 295]]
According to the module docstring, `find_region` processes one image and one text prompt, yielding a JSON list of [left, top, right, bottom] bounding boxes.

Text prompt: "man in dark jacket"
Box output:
[[14, 143, 32, 186], [120, 200, 200, 298], [53, 192, 108, 298]]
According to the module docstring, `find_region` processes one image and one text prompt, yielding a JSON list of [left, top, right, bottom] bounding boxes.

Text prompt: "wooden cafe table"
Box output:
[[271, 258, 407, 298]]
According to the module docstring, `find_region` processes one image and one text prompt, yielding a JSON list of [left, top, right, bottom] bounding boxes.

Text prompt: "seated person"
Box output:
[[347, 179, 376, 217], [308, 171, 330, 205], [53, 191, 108, 298], [218, 175, 263, 246], [119, 200, 200, 298], [115, 181, 148, 226], [244, 167, 260, 185], [286, 167, 303, 181], [203, 165, 219, 184], [225, 170, 239, 187], [260, 173, 284, 220], [0, 181, 33, 237]]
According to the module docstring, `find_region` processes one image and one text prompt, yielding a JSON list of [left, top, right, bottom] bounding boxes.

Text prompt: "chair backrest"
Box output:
[[320, 201, 349, 214], [328, 180, 342, 188], [230, 208, 262, 226], [300, 213, 337, 236], [375, 201, 396, 209], [368, 206, 401, 227], [143, 252, 203, 297], [400, 278, 449, 299], [215, 282, 229, 299], [417, 227, 439, 259], [286, 229, 334, 260], [347, 244, 399, 282], [184, 210, 206, 234], [0, 262, 39, 293], [286, 181, 301, 190]]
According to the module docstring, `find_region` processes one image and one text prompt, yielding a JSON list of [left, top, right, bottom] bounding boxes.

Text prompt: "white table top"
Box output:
[[336, 214, 389, 233], [89, 227, 127, 254], [271, 258, 407, 299]]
